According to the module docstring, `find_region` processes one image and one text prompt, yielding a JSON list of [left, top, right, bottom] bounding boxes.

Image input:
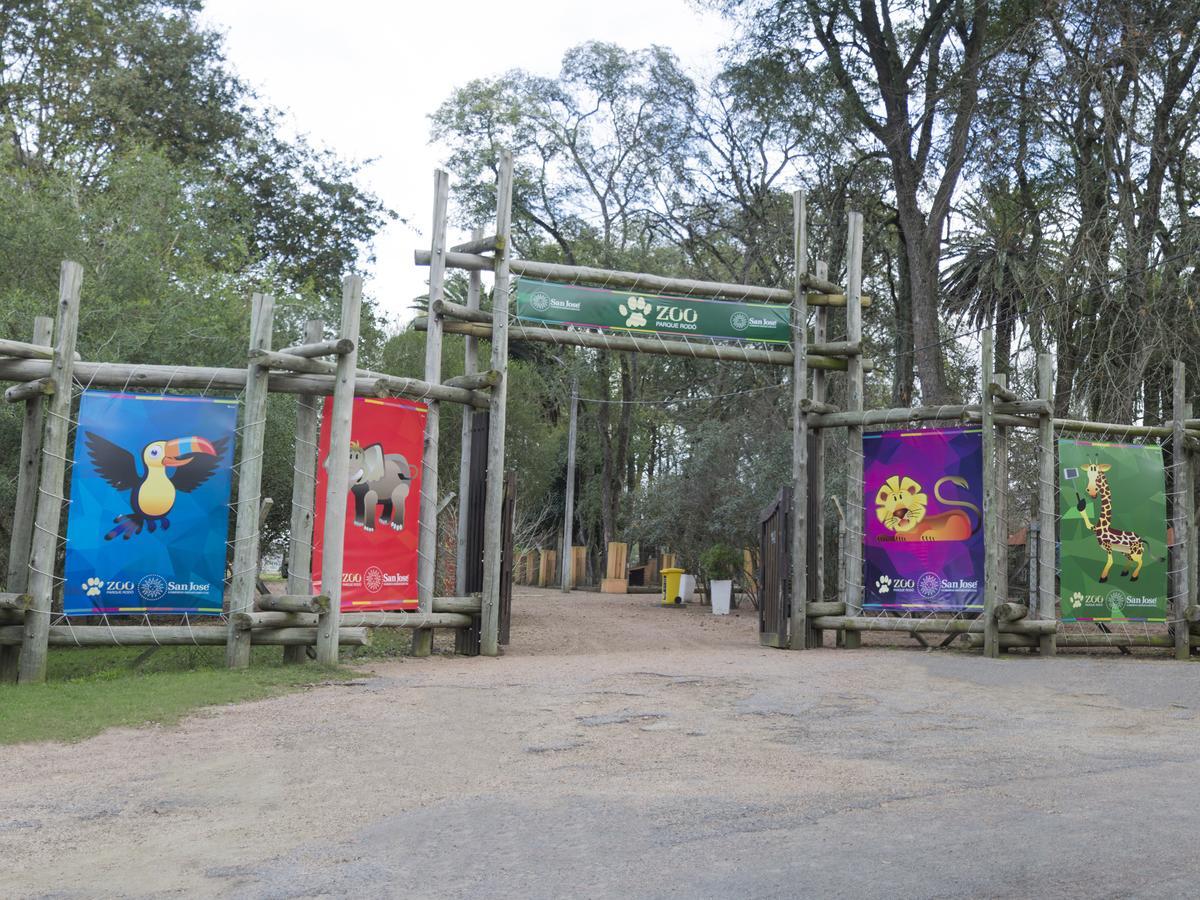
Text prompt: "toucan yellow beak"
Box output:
[[163, 436, 216, 467]]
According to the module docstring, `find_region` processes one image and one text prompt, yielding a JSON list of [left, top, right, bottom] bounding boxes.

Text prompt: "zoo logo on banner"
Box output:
[[514, 277, 790, 344], [312, 396, 427, 611], [862, 427, 985, 612], [62, 390, 237, 616], [1058, 439, 1168, 622]]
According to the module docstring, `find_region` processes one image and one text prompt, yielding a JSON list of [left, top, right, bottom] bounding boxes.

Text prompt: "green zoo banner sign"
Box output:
[[514, 278, 791, 344], [1058, 439, 1168, 622]]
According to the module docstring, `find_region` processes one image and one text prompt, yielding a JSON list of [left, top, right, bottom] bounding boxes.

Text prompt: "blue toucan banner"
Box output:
[[63, 391, 238, 616]]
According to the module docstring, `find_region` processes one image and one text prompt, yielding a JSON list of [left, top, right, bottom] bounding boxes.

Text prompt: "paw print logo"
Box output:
[[874, 574, 892, 594], [83, 577, 104, 597], [1070, 591, 1083, 609], [619, 297, 652, 328]]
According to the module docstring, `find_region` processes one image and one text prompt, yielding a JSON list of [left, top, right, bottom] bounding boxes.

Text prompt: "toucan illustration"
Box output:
[[84, 432, 229, 540]]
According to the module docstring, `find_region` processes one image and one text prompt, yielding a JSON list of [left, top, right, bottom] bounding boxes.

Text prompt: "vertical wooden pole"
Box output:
[[413, 170, 451, 658], [226, 292, 275, 668], [843, 212, 865, 649], [455, 227, 484, 596], [1187, 399, 1198, 638], [1172, 360, 1190, 660], [2, 316, 53, 681], [481, 150, 515, 657], [809, 260, 829, 646], [981, 329, 1000, 658], [789, 190, 809, 650], [1036, 353, 1057, 655], [282, 318, 324, 664], [560, 377, 578, 593], [994, 372, 1010, 650], [19, 262, 82, 683], [315, 276, 363, 665]]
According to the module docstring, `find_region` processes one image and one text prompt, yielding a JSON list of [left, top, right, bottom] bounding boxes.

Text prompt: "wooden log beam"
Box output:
[[444, 370, 500, 391], [0, 626, 368, 646], [419, 318, 864, 371], [433, 595, 483, 615], [810, 405, 976, 429], [339, 612, 473, 629], [965, 633, 1037, 649], [255, 593, 330, 614], [994, 602, 1029, 623], [988, 381, 1020, 403], [806, 601, 845, 616], [233, 611, 318, 629], [0, 337, 80, 361], [0, 593, 32, 611], [4, 377, 53, 403], [250, 348, 337, 376], [994, 399, 1052, 417], [450, 233, 501, 255], [809, 615, 1057, 635], [415, 249, 855, 302], [372, 373, 489, 409], [277, 338, 354, 358], [1056, 632, 1175, 648], [800, 398, 840, 415]]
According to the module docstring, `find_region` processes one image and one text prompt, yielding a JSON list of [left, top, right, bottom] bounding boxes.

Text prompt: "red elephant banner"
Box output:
[[312, 396, 426, 611]]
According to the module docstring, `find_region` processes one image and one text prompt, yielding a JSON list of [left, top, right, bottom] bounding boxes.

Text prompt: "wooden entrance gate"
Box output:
[[758, 486, 792, 648]]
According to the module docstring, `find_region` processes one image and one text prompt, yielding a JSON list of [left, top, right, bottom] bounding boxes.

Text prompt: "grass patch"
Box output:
[[0, 644, 354, 746]]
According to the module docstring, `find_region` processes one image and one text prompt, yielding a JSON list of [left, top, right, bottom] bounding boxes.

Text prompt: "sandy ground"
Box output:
[[4, 587, 1200, 899]]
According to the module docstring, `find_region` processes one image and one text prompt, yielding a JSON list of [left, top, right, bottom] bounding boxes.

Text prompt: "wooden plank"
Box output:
[[1173, 361, 1190, 660], [19, 262, 82, 683], [282, 319, 324, 663], [843, 213, 865, 648], [2, 316, 52, 682], [413, 170, 451, 658], [1036, 353, 1057, 655], [421, 318, 859, 371], [414, 250, 848, 301], [561, 378, 578, 593], [481, 152, 515, 657], [981, 330, 999, 659], [225, 293, 274, 668], [789, 190, 808, 651], [315, 276, 364, 664]]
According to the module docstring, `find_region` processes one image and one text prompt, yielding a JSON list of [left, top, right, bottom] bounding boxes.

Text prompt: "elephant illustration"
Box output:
[[330, 441, 413, 532]]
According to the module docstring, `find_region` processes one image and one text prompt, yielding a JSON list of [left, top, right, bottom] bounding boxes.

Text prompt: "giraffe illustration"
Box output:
[[1076, 462, 1147, 582]]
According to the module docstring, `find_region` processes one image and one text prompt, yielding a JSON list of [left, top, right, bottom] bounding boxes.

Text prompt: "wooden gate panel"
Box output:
[[758, 486, 792, 648], [499, 471, 516, 645]]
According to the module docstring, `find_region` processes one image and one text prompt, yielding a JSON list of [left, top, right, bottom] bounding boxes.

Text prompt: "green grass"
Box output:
[[0, 644, 354, 746]]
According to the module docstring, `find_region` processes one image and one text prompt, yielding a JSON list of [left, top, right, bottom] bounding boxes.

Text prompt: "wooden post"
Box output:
[[808, 260, 829, 647], [226, 293, 275, 668], [455, 227, 484, 596], [315, 277, 363, 665], [1036, 353, 1057, 655], [413, 170, 451, 658], [843, 213, 865, 649], [19, 262, 82, 683], [789, 190, 809, 650], [981, 329, 1000, 658], [560, 377, 578, 593], [1188, 399, 1198, 640], [993, 372, 1010, 652], [1, 316, 53, 681], [481, 150, 515, 656], [282, 318, 323, 664], [1172, 361, 1190, 660]]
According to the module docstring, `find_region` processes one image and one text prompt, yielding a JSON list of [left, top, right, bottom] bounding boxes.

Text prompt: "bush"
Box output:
[[699, 543, 742, 582]]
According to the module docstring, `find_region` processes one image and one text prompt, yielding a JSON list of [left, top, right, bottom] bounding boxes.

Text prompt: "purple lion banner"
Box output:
[[863, 427, 984, 612]]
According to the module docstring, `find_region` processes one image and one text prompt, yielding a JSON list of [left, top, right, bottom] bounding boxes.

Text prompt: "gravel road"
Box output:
[[4, 587, 1200, 898]]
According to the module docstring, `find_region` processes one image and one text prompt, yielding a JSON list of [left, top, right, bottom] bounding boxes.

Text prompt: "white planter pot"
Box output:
[[679, 574, 696, 602], [710, 580, 732, 615]]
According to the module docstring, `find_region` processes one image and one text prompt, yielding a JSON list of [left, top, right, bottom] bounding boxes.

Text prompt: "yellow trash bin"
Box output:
[[661, 567, 685, 606]]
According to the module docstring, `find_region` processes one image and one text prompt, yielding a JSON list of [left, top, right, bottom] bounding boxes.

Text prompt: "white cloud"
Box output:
[[200, 0, 731, 329]]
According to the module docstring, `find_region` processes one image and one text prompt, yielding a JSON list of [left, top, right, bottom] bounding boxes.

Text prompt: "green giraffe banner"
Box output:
[[1058, 439, 1168, 622], [513, 278, 791, 344]]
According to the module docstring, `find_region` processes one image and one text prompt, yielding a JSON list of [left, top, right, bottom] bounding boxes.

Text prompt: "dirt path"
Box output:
[[5, 588, 1200, 898]]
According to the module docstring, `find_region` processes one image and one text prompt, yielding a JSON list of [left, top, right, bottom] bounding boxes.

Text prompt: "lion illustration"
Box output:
[[874, 474, 981, 542]]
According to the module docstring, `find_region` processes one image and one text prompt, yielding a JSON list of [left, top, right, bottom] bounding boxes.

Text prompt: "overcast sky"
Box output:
[[200, 0, 733, 327]]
